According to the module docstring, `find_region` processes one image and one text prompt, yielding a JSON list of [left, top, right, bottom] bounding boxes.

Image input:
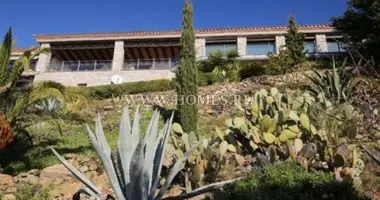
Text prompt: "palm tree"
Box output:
[[0, 28, 87, 148], [198, 49, 240, 83]]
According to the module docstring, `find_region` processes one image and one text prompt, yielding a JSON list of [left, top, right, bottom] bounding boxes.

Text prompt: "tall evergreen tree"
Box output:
[[285, 15, 306, 65], [331, 0, 380, 65], [176, 0, 198, 135]]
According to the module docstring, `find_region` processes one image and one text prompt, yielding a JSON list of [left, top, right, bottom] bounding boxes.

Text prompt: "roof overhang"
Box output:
[[34, 24, 336, 43]]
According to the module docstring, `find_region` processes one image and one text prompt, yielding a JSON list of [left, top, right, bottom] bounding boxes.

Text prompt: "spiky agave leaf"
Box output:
[[86, 122, 126, 200], [51, 148, 102, 195], [52, 107, 238, 200], [117, 106, 133, 195], [149, 113, 173, 199], [155, 141, 202, 200]]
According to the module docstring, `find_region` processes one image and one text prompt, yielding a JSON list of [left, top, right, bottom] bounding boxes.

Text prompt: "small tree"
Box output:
[[175, 0, 198, 135], [331, 0, 380, 65], [285, 15, 306, 65], [198, 49, 240, 83]]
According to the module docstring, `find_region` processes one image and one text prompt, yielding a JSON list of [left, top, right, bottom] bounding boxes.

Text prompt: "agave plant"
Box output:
[[305, 57, 357, 103], [52, 106, 239, 200]]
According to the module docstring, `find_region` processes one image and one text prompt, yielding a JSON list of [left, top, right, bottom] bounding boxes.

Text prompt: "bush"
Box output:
[[198, 70, 216, 86], [87, 79, 173, 99], [239, 61, 273, 79], [213, 163, 369, 200], [16, 184, 51, 200]]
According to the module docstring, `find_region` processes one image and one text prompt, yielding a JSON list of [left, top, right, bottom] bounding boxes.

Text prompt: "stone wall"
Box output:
[[33, 70, 175, 86], [0, 154, 107, 200]]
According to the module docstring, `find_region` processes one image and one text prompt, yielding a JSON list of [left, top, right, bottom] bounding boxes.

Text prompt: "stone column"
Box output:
[[35, 43, 51, 72], [112, 41, 125, 72], [195, 38, 206, 58], [275, 36, 286, 54], [316, 34, 327, 52], [237, 37, 247, 56]]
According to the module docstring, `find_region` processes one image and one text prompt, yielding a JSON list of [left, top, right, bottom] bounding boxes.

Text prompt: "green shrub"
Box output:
[[213, 163, 369, 200], [16, 184, 51, 200], [198, 70, 216, 86], [239, 61, 273, 79], [86, 79, 173, 99], [172, 70, 216, 87]]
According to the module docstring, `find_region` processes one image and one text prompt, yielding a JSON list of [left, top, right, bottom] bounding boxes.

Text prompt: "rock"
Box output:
[[103, 105, 114, 111], [49, 182, 82, 199], [89, 163, 98, 171], [53, 178, 63, 185], [72, 160, 80, 168], [85, 171, 98, 179], [162, 185, 183, 198], [6, 186, 17, 193], [26, 175, 39, 184], [18, 172, 28, 178], [29, 169, 40, 176], [2, 194, 16, 200], [39, 164, 75, 185], [65, 153, 75, 160], [12, 177, 18, 183], [234, 154, 246, 166], [19, 174, 39, 184], [0, 174, 15, 191], [206, 109, 214, 114], [80, 157, 91, 163], [79, 166, 89, 173]]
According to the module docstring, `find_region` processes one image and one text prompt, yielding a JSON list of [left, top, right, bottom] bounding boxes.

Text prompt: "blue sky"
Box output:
[[0, 0, 347, 47]]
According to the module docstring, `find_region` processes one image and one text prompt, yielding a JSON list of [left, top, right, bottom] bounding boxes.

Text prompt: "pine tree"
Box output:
[[285, 15, 306, 65], [175, 0, 198, 135]]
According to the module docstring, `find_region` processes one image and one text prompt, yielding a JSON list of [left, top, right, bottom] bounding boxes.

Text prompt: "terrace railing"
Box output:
[[46, 57, 180, 72], [47, 60, 113, 72], [122, 57, 180, 71]]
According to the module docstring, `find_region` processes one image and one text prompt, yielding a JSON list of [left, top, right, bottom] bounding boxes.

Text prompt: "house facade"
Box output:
[[11, 24, 345, 86]]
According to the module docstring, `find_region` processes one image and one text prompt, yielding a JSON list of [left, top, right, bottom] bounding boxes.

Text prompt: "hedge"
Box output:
[[212, 162, 369, 200], [67, 79, 173, 99]]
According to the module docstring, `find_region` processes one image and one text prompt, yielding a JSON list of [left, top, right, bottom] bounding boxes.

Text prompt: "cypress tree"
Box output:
[[176, 0, 198, 135], [285, 15, 306, 65]]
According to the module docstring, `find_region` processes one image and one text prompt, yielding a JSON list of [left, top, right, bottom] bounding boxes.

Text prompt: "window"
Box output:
[[7, 60, 15, 69], [246, 42, 275, 55], [327, 40, 346, 52], [304, 41, 316, 53], [206, 43, 237, 56]]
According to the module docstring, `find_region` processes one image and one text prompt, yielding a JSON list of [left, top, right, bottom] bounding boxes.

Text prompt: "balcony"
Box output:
[[47, 60, 113, 72], [122, 57, 179, 71], [46, 57, 179, 72]]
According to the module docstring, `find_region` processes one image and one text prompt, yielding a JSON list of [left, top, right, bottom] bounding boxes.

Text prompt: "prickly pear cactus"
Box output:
[[221, 88, 320, 160], [168, 123, 223, 191], [221, 87, 364, 183]]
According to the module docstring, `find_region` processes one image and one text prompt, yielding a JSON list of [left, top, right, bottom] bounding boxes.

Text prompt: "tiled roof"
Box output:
[[34, 24, 334, 40], [11, 47, 39, 54]]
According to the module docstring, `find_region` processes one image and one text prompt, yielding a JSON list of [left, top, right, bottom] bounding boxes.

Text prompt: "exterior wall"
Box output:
[[195, 38, 206, 58], [111, 41, 125, 71], [33, 70, 175, 86], [316, 34, 327, 52], [35, 43, 51, 72], [237, 37, 247, 56], [275, 36, 286, 54]]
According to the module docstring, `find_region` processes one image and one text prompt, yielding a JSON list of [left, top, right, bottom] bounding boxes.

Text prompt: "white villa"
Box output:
[[11, 24, 345, 86]]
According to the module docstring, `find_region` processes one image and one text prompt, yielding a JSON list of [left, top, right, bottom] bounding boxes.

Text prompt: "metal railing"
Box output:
[[48, 60, 112, 72], [46, 57, 180, 72], [122, 57, 180, 71], [8, 60, 37, 71]]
